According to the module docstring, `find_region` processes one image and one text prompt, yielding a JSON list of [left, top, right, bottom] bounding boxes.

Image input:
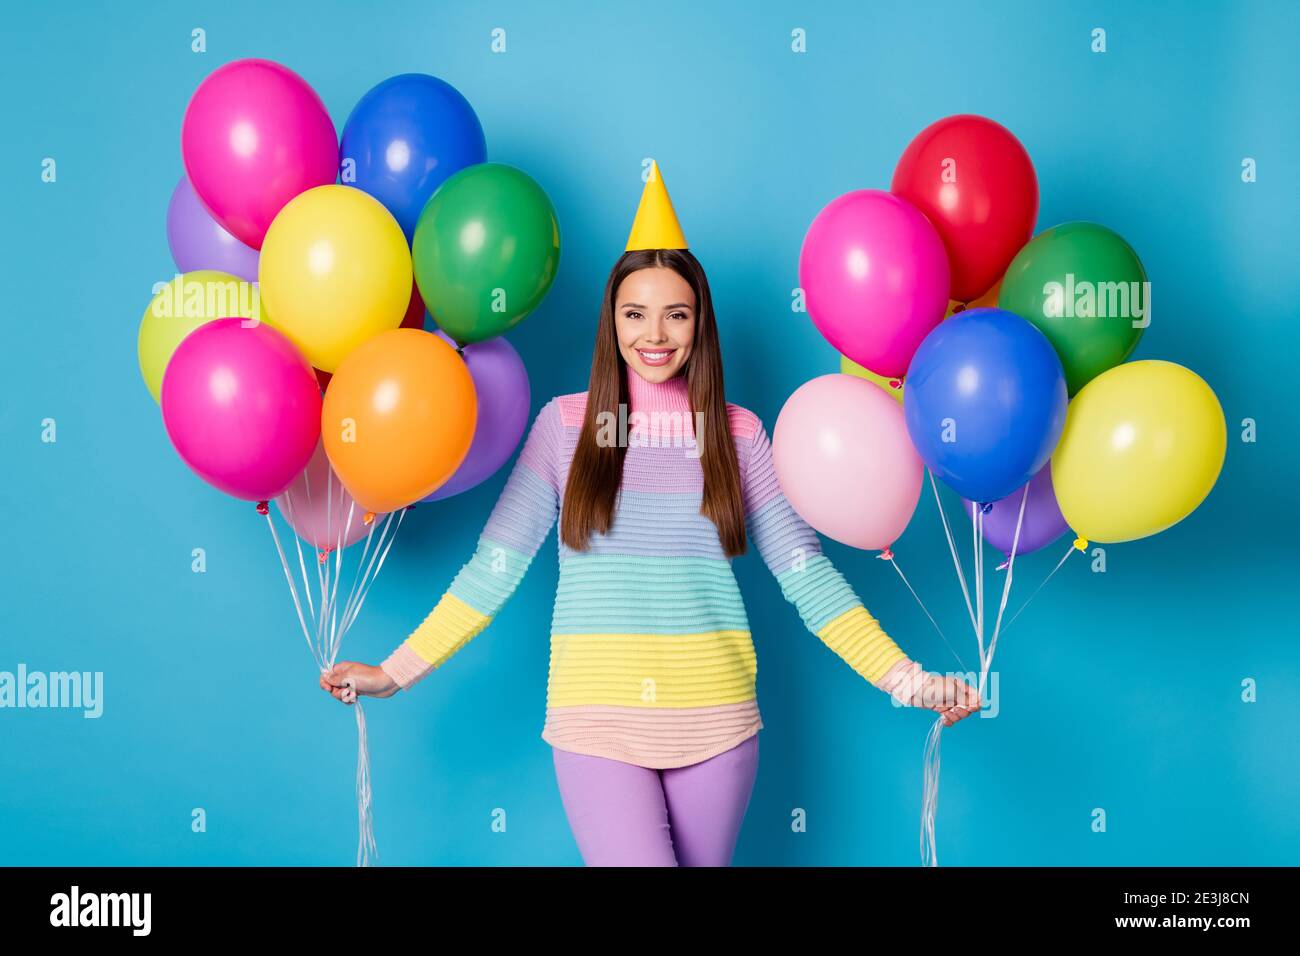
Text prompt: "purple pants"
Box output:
[[552, 734, 759, 866]]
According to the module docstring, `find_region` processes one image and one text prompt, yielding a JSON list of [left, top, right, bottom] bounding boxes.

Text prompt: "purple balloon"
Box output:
[[422, 331, 531, 502], [962, 464, 1068, 559], [166, 176, 260, 282]]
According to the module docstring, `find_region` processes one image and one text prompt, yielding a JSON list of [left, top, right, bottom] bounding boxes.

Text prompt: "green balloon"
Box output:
[[412, 163, 561, 344], [998, 222, 1148, 395]]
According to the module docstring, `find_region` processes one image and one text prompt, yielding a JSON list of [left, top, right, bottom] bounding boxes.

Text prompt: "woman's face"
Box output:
[[614, 266, 696, 383]]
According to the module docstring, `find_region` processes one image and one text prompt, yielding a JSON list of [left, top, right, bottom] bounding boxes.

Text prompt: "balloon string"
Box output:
[[973, 502, 985, 670], [264, 509, 320, 669], [927, 469, 978, 636], [919, 715, 944, 868], [281, 488, 317, 624], [335, 507, 381, 657], [920, 486, 1028, 869], [340, 509, 407, 637], [326, 499, 357, 666], [317, 473, 377, 869], [1001, 541, 1080, 636], [313, 469, 338, 663], [314, 473, 335, 661], [336, 507, 386, 654], [353, 699, 377, 867], [981, 485, 1029, 700], [885, 554, 969, 674], [915, 471, 979, 871], [296, 462, 319, 620], [266, 463, 404, 867]]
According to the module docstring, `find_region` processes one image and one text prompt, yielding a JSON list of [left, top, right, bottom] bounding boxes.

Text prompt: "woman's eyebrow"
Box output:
[[618, 302, 693, 309]]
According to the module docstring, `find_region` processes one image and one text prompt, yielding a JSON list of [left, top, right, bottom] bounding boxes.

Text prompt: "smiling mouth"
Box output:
[[637, 348, 676, 363]]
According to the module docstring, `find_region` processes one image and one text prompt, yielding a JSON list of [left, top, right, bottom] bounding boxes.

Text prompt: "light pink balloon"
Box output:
[[773, 373, 923, 551], [274, 438, 385, 551], [181, 58, 339, 250], [798, 189, 950, 379], [161, 318, 322, 501]]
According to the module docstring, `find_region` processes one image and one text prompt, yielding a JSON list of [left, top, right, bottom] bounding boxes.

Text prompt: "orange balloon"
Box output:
[[322, 328, 477, 513]]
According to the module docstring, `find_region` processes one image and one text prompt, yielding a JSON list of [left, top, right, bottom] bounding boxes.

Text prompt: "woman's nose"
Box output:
[[645, 316, 668, 342]]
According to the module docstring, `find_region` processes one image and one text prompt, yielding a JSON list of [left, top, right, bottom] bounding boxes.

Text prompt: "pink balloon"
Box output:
[[274, 438, 385, 551], [773, 373, 923, 551], [181, 59, 339, 250], [161, 318, 322, 501], [798, 189, 950, 379]]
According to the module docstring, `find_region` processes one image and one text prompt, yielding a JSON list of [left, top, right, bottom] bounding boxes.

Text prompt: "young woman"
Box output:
[[320, 163, 981, 866]]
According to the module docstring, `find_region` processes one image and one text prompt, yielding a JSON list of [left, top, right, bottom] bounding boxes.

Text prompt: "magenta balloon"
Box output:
[[772, 373, 924, 550], [961, 464, 1068, 558], [275, 438, 384, 550], [161, 318, 322, 501], [422, 331, 531, 502], [798, 189, 950, 379], [181, 59, 339, 250], [166, 176, 260, 281]]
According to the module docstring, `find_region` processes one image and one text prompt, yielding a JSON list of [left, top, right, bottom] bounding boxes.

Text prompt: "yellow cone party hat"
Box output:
[[625, 160, 688, 250]]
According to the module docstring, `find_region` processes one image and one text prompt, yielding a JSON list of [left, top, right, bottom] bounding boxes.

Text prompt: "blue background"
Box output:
[[1, 0, 1296, 866]]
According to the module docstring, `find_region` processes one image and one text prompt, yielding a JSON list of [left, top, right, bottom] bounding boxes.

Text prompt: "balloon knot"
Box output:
[[1073, 536, 1088, 552], [363, 511, 376, 526], [995, 558, 1010, 571], [405, 504, 417, 511], [876, 547, 894, 561], [888, 379, 903, 390], [979, 501, 993, 514], [317, 550, 330, 565], [255, 501, 269, 516], [952, 302, 967, 314]]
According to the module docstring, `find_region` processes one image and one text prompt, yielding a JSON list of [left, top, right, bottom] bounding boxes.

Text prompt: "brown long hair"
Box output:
[[559, 248, 748, 557]]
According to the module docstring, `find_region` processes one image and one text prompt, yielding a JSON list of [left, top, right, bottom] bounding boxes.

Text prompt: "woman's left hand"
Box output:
[[914, 673, 982, 726]]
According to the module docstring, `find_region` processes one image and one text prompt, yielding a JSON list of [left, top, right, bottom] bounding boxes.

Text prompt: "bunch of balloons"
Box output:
[[134, 58, 561, 866], [781, 113, 1226, 869], [141, 61, 559, 519], [786, 113, 1224, 559]]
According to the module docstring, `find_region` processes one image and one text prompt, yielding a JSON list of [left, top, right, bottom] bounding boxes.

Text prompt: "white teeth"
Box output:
[[641, 351, 670, 360]]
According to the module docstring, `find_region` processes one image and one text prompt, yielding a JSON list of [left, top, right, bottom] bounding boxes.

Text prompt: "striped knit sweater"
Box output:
[[381, 367, 925, 769]]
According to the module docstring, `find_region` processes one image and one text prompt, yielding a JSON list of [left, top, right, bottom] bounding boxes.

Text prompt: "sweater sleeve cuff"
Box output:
[[381, 642, 435, 691], [876, 658, 925, 707]]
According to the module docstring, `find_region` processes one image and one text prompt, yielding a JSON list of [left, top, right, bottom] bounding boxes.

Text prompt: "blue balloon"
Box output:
[[904, 308, 1068, 504], [340, 73, 487, 241]]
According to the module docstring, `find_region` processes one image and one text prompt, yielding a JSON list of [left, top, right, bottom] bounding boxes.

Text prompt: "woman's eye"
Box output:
[[625, 311, 642, 320], [670, 311, 688, 320]]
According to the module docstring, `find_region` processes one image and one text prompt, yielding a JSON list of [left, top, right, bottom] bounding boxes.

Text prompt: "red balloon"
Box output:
[[891, 115, 1038, 302]]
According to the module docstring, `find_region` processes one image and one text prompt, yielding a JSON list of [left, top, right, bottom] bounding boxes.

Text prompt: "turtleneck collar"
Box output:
[[623, 365, 698, 443], [626, 365, 693, 415]]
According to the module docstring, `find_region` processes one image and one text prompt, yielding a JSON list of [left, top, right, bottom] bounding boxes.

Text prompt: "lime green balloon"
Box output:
[[137, 270, 262, 403], [998, 222, 1148, 395], [840, 354, 904, 403], [412, 163, 560, 344]]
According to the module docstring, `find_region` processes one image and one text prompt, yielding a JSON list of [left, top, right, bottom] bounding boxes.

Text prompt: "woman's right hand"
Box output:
[[913, 672, 981, 727], [320, 662, 399, 704]]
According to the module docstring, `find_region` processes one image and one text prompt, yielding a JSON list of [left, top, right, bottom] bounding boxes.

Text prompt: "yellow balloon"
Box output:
[[1051, 360, 1226, 543], [259, 184, 413, 372], [840, 355, 904, 403], [136, 270, 262, 404]]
